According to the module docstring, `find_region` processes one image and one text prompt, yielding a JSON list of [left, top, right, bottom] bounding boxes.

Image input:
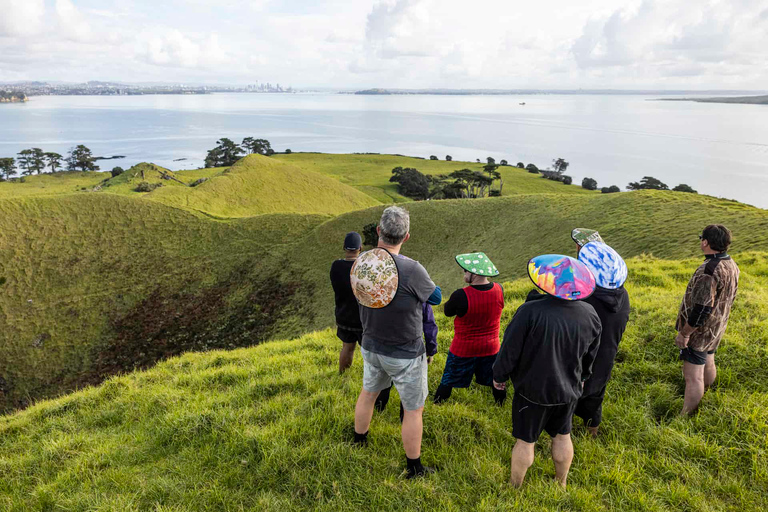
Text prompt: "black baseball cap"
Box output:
[[344, 232, 362, 250]]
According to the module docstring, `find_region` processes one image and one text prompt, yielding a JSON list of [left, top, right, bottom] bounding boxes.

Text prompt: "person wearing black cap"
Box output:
[[330, 232, 364, 373]]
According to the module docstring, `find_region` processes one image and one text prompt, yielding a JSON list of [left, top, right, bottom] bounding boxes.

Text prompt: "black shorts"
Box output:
[[512, 393, 576, 443], [679, 347, 715, 365], [337, 328, 362, 345]]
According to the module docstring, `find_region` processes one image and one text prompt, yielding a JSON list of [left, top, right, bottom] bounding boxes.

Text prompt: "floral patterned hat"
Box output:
[[455, 252, 499, 276], [350, 248, 399, 308], [571, 228, 604, 247]]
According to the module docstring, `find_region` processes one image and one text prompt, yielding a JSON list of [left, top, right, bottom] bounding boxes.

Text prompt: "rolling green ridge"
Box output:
[[1, 256, 767, 511], [1, 160, 767, 411], [275, 153, 596, 202], [287, 191, 768, 331]]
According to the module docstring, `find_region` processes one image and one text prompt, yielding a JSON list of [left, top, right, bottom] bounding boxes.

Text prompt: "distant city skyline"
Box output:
[[1, 0, 767, 90]]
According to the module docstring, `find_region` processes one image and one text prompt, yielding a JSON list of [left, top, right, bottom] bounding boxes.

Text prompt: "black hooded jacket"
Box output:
[[581, 286, 630, 396], [493, 291, 602, 405]]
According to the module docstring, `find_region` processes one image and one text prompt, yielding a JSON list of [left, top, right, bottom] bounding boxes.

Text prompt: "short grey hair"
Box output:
[[379, 206, 410, 245]]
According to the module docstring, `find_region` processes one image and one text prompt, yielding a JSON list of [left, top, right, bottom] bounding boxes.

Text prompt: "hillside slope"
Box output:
[[1, 258, 767, 511], [2, 185, 767, 411], [0, 193, 327, 411], [275, 153, 596, 202], [287, 190, 768, 331], [143, 155, 381, 217]]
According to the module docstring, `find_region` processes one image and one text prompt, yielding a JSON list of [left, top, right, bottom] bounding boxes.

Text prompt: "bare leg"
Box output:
[[682, 361, 705, 415], [401, 407, 424, 459], [339, 343, 356, 374], [704, 354, 717, 389], [354, 389, 378, 434], [551, 434, 574, 488], [509, 439, 535, 487]]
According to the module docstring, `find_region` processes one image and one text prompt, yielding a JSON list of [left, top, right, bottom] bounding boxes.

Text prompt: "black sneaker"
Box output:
[[406, 466, 436, 479]]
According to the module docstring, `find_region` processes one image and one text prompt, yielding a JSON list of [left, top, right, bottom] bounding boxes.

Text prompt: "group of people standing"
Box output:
[[330, 206, 739, 486]]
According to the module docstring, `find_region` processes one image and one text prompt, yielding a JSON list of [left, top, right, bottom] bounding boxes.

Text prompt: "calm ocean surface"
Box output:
[[1, 93, 767, 208]]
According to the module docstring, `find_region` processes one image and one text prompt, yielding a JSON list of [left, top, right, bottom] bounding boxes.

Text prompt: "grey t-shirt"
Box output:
[[361, 253, 436, 359]]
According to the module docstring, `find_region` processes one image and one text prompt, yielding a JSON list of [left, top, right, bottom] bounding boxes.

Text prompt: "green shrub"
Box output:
[[135, 181, 162, 193]]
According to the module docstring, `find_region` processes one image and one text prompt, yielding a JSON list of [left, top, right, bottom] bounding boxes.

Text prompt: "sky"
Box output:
[[1, 0, 767, 90]]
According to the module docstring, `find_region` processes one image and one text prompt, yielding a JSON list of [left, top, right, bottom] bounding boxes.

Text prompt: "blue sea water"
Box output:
[[1, 92, 766, 207]]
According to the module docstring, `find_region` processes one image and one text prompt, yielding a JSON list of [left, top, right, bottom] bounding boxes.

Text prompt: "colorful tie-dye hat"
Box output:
[[527, 254, 596, 301], [350, 248, 399, 308], [455, 252, 499, 276], [578, 242, 628, 289], [571, 228, 604, 247]]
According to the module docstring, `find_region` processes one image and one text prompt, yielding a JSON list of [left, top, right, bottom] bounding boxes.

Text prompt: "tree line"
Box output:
[[204, 138, 287, 167], [0, 145, 100, 180], [390, 161, 503, 201]]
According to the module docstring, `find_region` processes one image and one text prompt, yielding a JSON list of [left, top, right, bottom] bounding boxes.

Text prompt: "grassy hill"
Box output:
[[1, 165, 767, 412], [1, 256, 767, 510], [275, 153, 596, 203], [287, 190, 768, 331], [0, 171, 105, 199], [0, 192, 327, 410]]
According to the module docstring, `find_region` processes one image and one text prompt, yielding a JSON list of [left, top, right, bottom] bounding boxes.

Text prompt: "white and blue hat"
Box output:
[[578, 242, 628, 289]]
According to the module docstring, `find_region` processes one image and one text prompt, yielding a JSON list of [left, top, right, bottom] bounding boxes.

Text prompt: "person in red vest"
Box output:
[[434, 252, 506, 405]]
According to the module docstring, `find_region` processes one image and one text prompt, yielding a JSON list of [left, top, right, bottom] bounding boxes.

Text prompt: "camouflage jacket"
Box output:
[[676, 253, 740, 352]]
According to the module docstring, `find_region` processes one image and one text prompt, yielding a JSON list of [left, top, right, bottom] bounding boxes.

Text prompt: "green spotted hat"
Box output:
[[455, 252, 499, 277]]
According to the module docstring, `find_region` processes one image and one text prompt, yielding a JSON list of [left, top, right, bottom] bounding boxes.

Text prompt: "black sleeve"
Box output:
[[493, 306, 529, 382], [443, 289, 468, 317], [580, 315, 602, 382]]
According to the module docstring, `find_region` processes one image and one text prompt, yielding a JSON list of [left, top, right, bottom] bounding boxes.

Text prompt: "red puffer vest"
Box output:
[[450, 283, 504, 357]]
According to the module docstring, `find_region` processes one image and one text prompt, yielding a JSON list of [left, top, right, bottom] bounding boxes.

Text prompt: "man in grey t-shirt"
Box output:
[[353, 206, 441, 479]]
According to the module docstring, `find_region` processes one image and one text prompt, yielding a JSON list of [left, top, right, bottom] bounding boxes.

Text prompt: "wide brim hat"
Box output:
[[350, 248, 399, 308], [571, 228, 604, 247], [578, 241, 628, 289], [528, 254, 596, 301], [455, 252, 499, 276]]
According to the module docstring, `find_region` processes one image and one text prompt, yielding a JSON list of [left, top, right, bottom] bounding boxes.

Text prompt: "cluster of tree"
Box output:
[[580, 176, 622, 193], [390, 163, 503, 201], [627, 176, 697, 193], [0, 145, 100, 180], [204, 138, 276, 167], [539, 158, 572, 185]]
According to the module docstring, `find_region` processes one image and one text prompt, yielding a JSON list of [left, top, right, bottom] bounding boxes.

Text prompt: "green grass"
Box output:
[[284, 190, 768, 332], [0, 192, 328, 410], [144, 155, 380, 217], [0, 171, 105, 199], [1, 254, 767, 511], [275, 153, 596, 202]]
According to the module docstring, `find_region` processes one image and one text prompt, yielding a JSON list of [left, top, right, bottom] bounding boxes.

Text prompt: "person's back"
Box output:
[[493, 255, 601, 489], [583, 287, 630, 397], [435, 251, 506, 405], [330, 232, 363, 373], [451, 283, 504, 357], [497, 294, 602, 405], [360, 253, 438, 358], [330, 258, 362, 332]]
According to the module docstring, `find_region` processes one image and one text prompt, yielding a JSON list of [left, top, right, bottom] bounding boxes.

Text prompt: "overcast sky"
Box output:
[[1, 0, 767, 89]]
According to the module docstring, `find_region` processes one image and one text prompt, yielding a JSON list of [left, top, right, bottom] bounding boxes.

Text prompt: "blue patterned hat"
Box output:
[[578, 242, 628, 289]]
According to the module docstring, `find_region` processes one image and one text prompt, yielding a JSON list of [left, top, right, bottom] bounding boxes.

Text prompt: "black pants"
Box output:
[[574, 385, 607, 427]]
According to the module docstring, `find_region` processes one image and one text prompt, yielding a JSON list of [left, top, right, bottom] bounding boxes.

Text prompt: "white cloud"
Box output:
[[56, 0, 93, 42], [0, 0, 45, 37], [1, 0, 767, 88]]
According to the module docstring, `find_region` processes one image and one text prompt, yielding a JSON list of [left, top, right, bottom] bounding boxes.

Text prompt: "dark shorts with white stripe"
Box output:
[[512, 392, 577, 443]]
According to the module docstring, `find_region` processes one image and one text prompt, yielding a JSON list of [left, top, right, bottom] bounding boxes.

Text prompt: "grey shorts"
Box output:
[[361, 348, 428, 411]]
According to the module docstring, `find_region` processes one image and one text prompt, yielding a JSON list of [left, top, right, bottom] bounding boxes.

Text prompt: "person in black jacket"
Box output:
[[493, 258, 601, 488], [330, 232, 363, 373], [574, 239, 631, 437]]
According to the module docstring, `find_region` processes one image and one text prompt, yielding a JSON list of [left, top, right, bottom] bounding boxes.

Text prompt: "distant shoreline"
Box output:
[[659, 94, 768, 105]]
